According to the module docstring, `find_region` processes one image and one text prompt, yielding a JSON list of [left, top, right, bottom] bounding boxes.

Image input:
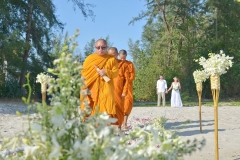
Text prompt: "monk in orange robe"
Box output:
[[108, 47, 129, 128], [80, 39, 119, 116], [119, 50, 135, 129]]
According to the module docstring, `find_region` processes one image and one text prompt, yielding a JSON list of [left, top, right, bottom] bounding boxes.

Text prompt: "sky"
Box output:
[[53, 0, 147, 60]]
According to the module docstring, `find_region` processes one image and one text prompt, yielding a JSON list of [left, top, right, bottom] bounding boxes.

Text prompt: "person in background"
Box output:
[[156, 74, 168, 107], [167, 76, 183, 107]]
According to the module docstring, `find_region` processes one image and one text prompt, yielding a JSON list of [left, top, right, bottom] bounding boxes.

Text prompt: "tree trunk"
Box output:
[[158, 4, 172, 66], [19, 0, 33, 94], [216, 6, 218, 41]]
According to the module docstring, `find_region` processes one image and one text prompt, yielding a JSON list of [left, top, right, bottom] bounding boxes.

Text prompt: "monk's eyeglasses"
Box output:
[[95, 46, 107, 50]]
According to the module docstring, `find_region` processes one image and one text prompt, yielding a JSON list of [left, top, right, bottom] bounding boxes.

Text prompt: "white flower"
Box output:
[[51, 115, 65, 129], [24, 146, 40, 158], [75, 139, 93, 159], [30, 123, 42, 132], [49, 135, 62, 159], [99, 127, 111, 139], [65, 120, 74, 129], [197, 51, 233, 76], [173, 86, 178, 90], [36, 72, 52, 84], [57, 129, 68, 138], [193, 70, 209, 83]]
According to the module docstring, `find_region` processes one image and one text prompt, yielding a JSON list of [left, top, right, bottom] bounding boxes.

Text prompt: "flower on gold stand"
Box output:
[[196, 50, 233, 160], [193, 70, 208, 133], [36, 73, 52, 103]]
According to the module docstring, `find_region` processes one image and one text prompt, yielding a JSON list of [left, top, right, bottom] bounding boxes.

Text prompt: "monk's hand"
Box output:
[[121, 94, 125, 98], [98, 69, 106, 76]]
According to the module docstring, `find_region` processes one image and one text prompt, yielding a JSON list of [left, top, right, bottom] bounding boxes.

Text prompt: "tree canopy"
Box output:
[[129, 0, 240, 101], [0, 0, 94, 96]]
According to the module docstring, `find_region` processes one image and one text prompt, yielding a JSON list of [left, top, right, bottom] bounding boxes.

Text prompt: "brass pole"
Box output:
[[198, 91, 202, 133], [41, 83, 47, 104], [212, 89, 219, 160], [42, 91, 46, 103]]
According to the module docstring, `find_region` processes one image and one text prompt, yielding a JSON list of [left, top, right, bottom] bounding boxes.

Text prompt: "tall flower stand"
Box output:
[[41, 83, 47, 103], [196, 82, 202, 133], [210, 75, 220, 160]]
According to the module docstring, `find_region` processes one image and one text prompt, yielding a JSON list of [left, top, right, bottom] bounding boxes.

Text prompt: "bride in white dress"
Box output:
[[167, 77, 183, 107]]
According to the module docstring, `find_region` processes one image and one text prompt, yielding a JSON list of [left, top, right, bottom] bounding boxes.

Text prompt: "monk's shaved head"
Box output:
[[108, 47, 118, 53], [119, 49, 127, 60], [119, 50, 127, 55], [95, 39, 107, 46], [108, 47, 118, 58]]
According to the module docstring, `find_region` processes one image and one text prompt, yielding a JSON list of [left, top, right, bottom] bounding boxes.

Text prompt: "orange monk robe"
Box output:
[[80, 53, 119, 115], [124, 61, 135, 115], [113, 60, 130, 125]]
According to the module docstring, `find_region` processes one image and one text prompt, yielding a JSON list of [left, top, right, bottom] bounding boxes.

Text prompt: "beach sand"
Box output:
[[1, 101, 240, 159], [129, 106, 240, 160]]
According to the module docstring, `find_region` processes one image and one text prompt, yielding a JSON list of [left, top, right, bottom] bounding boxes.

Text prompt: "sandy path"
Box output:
[[1, 102, 240, 159], [0, 102, 29, 138]]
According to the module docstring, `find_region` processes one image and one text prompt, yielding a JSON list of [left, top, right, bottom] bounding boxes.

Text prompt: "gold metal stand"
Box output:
[[41, 83, 47, 103], [210, 75, 220, 160], [196, 82, 202, 133]]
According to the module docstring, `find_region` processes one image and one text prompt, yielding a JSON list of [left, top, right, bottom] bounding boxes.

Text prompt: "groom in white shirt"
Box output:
[[156, 74, 168, 107]]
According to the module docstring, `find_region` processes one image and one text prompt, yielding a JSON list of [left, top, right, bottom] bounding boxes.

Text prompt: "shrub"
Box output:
[[0, 78, 22, 98]]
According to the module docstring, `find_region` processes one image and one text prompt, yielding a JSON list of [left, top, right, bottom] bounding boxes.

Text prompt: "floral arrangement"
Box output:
[[173, 85, 178, 90], [36, 72, 52, 84], [193, 70, 209, 83], [195, 50, 233, 76], [0, 31, 205, 160]]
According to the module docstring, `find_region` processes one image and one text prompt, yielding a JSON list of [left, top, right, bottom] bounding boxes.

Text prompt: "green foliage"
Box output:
[[22, 73, 32, 105], [84, 38, 95, 57], [0, 78, 22, 98], [0, 0, 96, 93], [130, 0, 240, 101]]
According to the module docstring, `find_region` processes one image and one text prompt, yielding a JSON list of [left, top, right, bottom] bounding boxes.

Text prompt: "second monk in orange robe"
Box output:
[[108, 47, 129, 127], [81, 39, 119, 116], [119, 50, 135, 129]]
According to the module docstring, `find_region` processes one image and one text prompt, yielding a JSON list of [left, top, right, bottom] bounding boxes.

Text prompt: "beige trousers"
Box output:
[[157, 92, 165, 107]]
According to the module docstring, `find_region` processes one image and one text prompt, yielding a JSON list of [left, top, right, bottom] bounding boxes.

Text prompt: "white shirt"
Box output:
[[156, 79, 167, 92]]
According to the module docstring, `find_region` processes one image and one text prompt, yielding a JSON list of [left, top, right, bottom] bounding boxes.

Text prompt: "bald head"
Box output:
[[96, 39, 107, 46], [119, 49, 127, 60], [95, 39, 108, 56], [108, 47, 118, 58]]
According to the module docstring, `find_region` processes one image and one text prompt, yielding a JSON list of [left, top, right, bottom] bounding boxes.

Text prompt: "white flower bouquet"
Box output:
[[173, 86, 178, 90], [193, 70, 209, 83], [195, 50, 233, 76]]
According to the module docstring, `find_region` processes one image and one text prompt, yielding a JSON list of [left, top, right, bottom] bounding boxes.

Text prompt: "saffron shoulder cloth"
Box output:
[[81, 53, 119, 115]]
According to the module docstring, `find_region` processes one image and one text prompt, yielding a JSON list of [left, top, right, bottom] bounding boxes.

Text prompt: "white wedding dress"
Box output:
[[171, 83, 183, 107]]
